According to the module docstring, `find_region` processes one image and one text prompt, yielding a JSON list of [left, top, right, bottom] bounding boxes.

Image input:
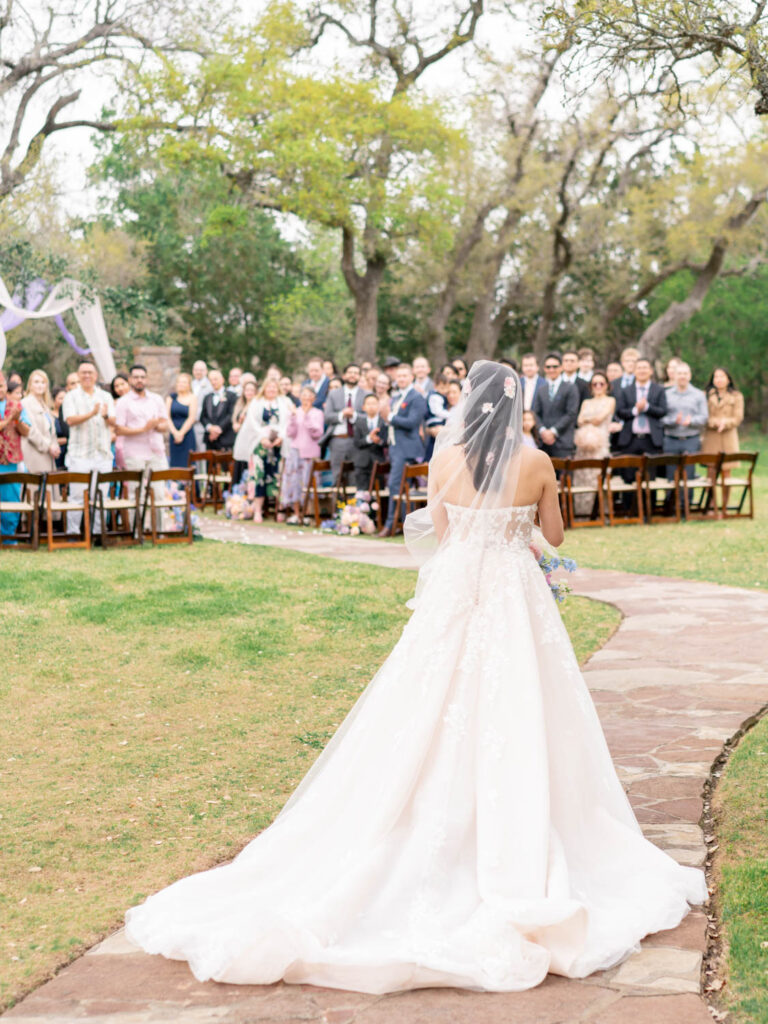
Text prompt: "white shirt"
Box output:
[[62, 385, 114, 462], [332, 386, 360, 437], [388, 386, 411, 445], [523, 375, 539, 410]]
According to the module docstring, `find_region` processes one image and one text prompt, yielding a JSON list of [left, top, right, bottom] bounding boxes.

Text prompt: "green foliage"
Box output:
[[648, 270, 768, 425]]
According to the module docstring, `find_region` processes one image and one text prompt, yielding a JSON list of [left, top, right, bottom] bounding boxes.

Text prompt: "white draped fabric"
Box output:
[[0, 276, 116, 382]]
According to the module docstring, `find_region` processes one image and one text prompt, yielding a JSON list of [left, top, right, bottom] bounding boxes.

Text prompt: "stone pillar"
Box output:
[[132, 345, 182, 396]]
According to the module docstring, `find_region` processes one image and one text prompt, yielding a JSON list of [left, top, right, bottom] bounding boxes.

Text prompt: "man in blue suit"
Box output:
[[303, 356, 330, 410], [380, 362, 427, 536]]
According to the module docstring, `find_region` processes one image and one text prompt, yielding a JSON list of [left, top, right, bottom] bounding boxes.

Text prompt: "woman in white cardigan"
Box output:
[[21, 369, 60, 473], [241, 378, 293, 522]]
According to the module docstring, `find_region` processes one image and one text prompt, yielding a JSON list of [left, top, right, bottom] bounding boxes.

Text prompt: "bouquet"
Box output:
[[321, 492, 378, 536], [529, 544, 577, 603], [224, 483, 256, 520]]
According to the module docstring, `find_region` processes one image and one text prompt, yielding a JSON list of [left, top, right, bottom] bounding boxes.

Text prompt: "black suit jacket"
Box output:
[[201, 391, 237, 450], [616, 381, 667, 450], [532, 380, 580, 456], [353, 414, 387, 467], [563, 374, 590, 404]]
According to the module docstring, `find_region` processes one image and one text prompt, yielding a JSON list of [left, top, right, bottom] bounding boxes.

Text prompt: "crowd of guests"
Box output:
[[0, 346, 746, 538]]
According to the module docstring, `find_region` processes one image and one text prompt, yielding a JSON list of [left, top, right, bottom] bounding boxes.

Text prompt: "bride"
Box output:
[[125, 360, 706, 993]]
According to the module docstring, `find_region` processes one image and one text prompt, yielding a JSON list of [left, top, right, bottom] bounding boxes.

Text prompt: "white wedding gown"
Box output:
[[125, 502, 707, 993]]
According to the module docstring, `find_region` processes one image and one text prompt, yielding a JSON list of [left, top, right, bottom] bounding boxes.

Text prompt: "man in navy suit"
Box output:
[[615, 357, 667, 456], [380, 362, 427, 535], [532, 353, 580, 458], [520, 353, 547, 411], [303, 356, 330, 410]]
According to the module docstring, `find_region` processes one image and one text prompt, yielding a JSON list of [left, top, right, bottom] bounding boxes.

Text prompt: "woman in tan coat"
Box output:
[[701, 368, 744, 455], [21, 369, 60, 473]]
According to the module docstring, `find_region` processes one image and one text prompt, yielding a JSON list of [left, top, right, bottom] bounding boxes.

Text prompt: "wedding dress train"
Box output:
[[125, 502, 707, 993]]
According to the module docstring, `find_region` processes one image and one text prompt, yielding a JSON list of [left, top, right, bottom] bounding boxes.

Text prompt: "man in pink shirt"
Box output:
[[115, 364, 169, 526]]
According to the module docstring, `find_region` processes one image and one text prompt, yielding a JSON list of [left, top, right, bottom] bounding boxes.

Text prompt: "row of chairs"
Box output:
[[0, 468, 195, 551], [300, 451, 758, 534]]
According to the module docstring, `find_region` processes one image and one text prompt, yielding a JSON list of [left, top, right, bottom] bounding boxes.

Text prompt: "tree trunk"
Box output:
[[465, 288, 496, 364], [637, 186, 768, 361], [340, 226, 385, 364]]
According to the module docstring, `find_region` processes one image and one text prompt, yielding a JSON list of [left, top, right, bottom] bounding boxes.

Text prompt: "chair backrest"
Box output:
[[148, 468, 194, 485], [210, 451, 233, 467], [0, 471, 44, 487], [403, 462, 428, 481], [681, 453, 722, 471], [607, 455, 645, 472], [46, 471, 92, 486], [720, 451, 758, 474], [550, 458, 570, 474], [187, 450, 213, 467], [94, 469, 143, 487], [310, 459, 330, 474], [370, 460, 390, 481], [568, 457, 608, 472], [644, 453, 681, 472]]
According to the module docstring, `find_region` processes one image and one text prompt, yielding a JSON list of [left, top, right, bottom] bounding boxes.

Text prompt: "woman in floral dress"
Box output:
[[243, 377, 292, 522]]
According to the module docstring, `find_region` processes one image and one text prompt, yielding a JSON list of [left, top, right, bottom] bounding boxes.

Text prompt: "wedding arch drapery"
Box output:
[[0, 276, 117, 382]]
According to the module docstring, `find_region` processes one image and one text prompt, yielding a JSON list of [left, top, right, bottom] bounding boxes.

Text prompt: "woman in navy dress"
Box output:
[[166, 372, 198, 469]]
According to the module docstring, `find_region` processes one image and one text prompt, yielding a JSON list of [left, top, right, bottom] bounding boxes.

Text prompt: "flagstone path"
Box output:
[[5, 518, 768, 1024]]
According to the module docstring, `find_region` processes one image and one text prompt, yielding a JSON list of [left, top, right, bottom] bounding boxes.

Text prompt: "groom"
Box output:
[[379, 362, 427, 536]]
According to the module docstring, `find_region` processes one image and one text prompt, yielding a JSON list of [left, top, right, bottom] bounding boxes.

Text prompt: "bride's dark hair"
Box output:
[[459, 361, 522, 493]]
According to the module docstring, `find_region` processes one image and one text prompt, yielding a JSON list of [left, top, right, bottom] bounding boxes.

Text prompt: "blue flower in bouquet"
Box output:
[[529, 544, 577, 603]]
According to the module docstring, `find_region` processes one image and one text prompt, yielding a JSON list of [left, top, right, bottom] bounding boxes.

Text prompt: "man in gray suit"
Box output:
[[532, 352, 580, 458], [324, 363, 371, 480]]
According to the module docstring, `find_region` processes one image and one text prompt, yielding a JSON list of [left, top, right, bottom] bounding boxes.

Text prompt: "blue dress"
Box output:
[[168, 394, 196, 468]]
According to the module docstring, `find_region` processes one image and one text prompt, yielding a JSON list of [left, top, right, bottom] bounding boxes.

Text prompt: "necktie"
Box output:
[[548, 381, 556, 399], [346, 391, 353, 437], [636, 387, 649, 433]]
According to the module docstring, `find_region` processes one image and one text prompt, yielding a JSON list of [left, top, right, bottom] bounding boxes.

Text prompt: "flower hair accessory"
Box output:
[[503, 376, 517, 399], [481, 402, 494, 414]]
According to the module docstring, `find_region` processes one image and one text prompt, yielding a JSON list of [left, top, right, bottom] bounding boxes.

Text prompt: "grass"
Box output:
[[711, 713, 768, 1023], [0, 541, 618, 1011], [562, 432, 768, 591]]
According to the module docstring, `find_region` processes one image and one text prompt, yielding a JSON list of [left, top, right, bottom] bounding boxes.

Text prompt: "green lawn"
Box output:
[[0, 542, 618, 1011], [711, 714, 768, 1023]]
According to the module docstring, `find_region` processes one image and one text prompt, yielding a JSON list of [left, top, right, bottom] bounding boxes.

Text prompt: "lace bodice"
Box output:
[[444, 502, 536, 551]]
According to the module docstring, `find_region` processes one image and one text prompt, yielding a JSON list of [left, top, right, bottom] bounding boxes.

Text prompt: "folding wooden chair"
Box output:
[[91, 469, 144, 547], [142, 468, 194, 544], [680, 453, 722, 520], [719, 451, 758, 519], [188, 450, 214, 509], [208, 451, 233, 514], [369, 460, 391, 531], [604, 455, 645, 526], [0, 472, 42, 549], [333, 459, 358, 506], [388, 461, 429, 536], [44, 471, 92, 550], [302, 459, 334, 526], [549, 458, 571, 528], [643, 453, 682, 524], [564, 457, 607, 528]]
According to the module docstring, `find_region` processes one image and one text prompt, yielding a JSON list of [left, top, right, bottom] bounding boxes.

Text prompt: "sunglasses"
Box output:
[[544, 364, 560, 370], [592, 380, 607, 388]]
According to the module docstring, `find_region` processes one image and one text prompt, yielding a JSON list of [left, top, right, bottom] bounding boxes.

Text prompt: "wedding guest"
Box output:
[[446, 379, 463, 412], [303, 356, 330, 410], [353, 392, 387, 490], [324, 363, 368, 480], [702, 367, 744, 459], [51, 386, 69, 468], [611, 346, 639, 398], [111, 373, 130, 399], [65, 371, 79, 391], [522, 409, 539, 449], [452, 357, 469, 380], [561, 349, 591, 403], [498, 358, 518, 372], [21, 369, 60, 475], [115, 364, 169, 522], [615, 357, 666, 457], [191, 360, 213, 451], [375, 372, 392, 418], [201, 369, 237, 450], [62, 361, 115, 534], [383, 356, 401, 384], [662, 362, 708, 475], [578, 347, 595, 382], [166, 372, 198, 470], [520, 353, 545, 411], [322, 359, 338, 380], [360, 360, 372, 377], [328, 376, 343, 390], [244, 377, 292, 522], [532, 352, 580, 458], [265, 364, 283, 382], [424, 374, 450, 459], [227, 367, 243, 397], [412, 356, 434, 396], [6, 373, 22, 400], [364, 365, 380, 392], [663, 356, 683, 390], [280, 375, 300, 407], [281, 386, 324, 523], [572, 371, 615, 514], [439, 362, 459, 381], [0, 369, 31, 537], [606, 361, 622, 384], [380, 363, 427, 535], [232, 379, 259, 483]]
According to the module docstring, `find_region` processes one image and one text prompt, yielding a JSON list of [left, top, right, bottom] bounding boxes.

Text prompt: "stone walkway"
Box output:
[[6, 520, 768, 1024]]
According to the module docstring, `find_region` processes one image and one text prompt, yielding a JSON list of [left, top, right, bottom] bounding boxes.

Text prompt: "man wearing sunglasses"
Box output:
[[532, 352, 580, 459]]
